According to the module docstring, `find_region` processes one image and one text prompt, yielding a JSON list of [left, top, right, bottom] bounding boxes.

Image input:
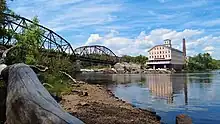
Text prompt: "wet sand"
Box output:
[[60, 82, 161, 124]]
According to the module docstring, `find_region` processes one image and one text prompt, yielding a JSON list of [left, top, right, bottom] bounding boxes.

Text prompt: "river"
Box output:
[[75, 71, 220, 124]]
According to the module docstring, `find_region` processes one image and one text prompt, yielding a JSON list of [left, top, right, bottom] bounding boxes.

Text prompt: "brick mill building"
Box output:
[[146, 39, 186, 70]]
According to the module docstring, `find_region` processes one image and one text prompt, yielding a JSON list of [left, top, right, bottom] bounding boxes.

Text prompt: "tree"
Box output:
[[0, 0, 7, 37], [121, 55, 148, 65], [5, 17, 44, 65], [186, 53, 220, 71]]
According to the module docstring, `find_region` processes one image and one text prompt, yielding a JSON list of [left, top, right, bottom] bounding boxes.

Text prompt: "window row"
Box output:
[[155, 46, 165, 50], [149, 55, 170, 58], [149, 51, 170, 54]]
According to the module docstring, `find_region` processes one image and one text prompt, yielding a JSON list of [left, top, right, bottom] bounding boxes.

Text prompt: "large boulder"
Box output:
[[114, 62, 141, 74]]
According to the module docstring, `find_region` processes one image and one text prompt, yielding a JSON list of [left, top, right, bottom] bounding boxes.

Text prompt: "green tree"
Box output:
[[13, 17, 44, 65], [186, 53, 220, 71], [121, 55, 148, 65]]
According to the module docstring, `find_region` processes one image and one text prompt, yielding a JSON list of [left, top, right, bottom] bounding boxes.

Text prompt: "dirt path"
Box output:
[[60, 82, 161, 124]]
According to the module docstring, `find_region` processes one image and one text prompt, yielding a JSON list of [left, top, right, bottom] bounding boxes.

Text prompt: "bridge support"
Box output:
[[73, 60, 81, 72]]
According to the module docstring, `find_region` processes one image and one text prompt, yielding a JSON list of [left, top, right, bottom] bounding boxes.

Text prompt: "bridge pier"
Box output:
[[73, 60, 81, 72]]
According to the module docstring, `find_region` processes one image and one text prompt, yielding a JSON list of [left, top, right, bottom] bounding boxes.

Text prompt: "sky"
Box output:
[[7, 0, 220, 58]]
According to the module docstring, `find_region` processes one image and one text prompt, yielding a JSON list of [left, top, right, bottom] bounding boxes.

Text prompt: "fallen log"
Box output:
[[1, 63, 84, 124]]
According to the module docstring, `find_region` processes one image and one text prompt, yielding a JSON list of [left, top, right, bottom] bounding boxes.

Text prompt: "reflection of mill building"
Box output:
[[147, 74, 187, 104]]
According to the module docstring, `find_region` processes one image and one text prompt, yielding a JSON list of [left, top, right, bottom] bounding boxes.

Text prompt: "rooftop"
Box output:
[[148, 45, 183, 53]]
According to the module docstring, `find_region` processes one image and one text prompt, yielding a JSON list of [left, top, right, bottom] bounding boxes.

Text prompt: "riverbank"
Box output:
[[60, 81, 161, 124], [81, 62, 174, 74]]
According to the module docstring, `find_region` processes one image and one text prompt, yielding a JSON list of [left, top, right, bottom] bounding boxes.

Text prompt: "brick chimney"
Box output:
[[183, 38, 186, 59]]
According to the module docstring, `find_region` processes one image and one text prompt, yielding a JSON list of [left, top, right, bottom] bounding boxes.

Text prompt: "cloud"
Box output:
[[203, 46, 214, 51], [9, 0, 121, 32], [8, 0, 220, 59], [202, 48, 214, 55], [85, 28, 205, 56]]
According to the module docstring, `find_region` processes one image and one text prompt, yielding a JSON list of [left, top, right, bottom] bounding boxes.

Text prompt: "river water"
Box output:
[[76, 71, 220, 124]]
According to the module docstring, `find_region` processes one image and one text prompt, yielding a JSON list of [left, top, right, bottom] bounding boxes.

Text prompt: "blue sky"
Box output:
[[7, 0, 220, 58]]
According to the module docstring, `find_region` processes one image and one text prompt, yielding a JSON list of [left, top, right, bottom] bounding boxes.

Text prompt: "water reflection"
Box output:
[[76, 72, 220, 124]]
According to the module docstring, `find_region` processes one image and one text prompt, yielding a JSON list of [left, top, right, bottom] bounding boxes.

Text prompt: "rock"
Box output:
[[115, 96, 119, 99], [71, 90, 84, 96], [103, 69, 117, 74], [155, 115, 161, 121], [139, 108, 156, 115], [71, 84, 80, 87], [83, 92, 88, 96], [78, 102, 89, 106], [176, 114, 192, 124]]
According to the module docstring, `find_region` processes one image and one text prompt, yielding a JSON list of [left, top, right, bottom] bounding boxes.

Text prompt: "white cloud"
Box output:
[[207, 51, 213, 55], [85, 28, 205, 56], [203, 46, 214, 51], [9, 0, 121, 32]]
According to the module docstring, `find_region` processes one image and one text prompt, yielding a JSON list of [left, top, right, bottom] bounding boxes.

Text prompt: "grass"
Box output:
[[38, 72, 73, 96]]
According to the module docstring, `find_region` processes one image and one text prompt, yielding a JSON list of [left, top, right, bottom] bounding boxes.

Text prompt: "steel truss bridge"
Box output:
[[0, 13, 118, 65]]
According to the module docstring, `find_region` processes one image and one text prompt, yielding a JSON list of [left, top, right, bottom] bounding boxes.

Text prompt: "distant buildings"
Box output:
[[146, 39, 186, 70]]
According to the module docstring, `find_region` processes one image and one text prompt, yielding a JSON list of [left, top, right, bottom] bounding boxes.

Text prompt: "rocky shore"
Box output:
[[81, 62, 174, 74], [60, 81, 161, 124]]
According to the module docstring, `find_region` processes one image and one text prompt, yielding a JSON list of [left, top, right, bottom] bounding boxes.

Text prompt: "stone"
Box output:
[[78, 102, 89, 106], [155, 115, 161, 121], [83, 92, 88, 96], [176, 114, 192, 124]]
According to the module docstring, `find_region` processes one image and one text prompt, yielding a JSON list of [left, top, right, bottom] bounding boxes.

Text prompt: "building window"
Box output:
[[160, 51, 161, 54], [166, 55, 167, 57], [155, 56, 156, 58]]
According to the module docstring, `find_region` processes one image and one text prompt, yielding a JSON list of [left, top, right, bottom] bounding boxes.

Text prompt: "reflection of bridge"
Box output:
[[0, 13, 118, 65]]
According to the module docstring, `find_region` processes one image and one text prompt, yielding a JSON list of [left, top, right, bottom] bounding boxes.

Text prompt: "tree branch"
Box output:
[[59, 71, 77, 83], [29, 65, 48, 72], [0, 45, 17, 64]]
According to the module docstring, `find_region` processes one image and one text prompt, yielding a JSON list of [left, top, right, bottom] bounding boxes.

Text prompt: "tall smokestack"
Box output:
[[183, 38, 186, 62]]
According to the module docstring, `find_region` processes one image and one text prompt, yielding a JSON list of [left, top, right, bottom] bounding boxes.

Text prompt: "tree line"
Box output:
[[186, 53, 220, 72], [120, 55, 148, 65]]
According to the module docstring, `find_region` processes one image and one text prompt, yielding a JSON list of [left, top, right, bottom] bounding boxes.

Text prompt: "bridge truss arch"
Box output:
[[74, 45, 118, 65], [0, 13, 118, 65], [0, 13, 75, 55]]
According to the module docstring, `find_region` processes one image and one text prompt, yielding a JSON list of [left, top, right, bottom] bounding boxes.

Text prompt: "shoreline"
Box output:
[[60, 81, 161, 124]]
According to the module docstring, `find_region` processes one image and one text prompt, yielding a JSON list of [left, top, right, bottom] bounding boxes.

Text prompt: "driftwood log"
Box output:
[[1, 63, 84, 124]]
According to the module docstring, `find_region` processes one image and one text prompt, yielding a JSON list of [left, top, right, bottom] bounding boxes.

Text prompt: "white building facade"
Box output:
[[146, 39, 185, 70]]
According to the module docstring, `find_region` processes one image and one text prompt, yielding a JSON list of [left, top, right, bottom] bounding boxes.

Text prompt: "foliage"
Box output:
[[186, 53, 220, 72], [2, 14, 75, 94], [120, 55, 148, 65], [14, 17, 44, 65], [38, 71, 72, 96]]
